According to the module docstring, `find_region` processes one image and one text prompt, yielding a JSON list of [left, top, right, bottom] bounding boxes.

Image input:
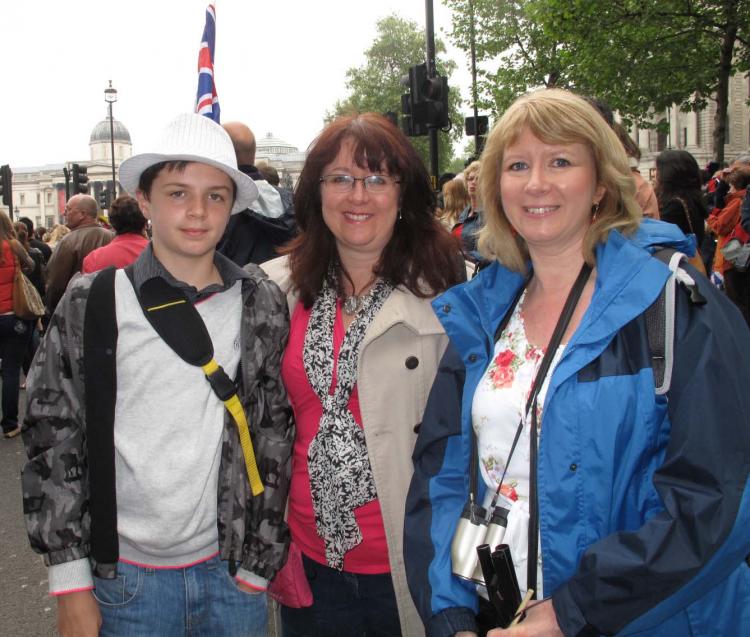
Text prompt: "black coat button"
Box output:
[[405, 356, 419, 370], [413, 423, 421, 434], [569, 463, 578, 472], [442, 304, 451, 313], [468, 353, 478, 363]]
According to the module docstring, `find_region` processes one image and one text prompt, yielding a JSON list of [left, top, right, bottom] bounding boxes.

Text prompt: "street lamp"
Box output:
[[13, 205, 19, 221], [104, 80, 118, 201]]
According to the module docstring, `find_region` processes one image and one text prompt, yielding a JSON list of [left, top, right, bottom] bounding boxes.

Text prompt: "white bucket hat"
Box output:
[[119, 113, 258, 215]]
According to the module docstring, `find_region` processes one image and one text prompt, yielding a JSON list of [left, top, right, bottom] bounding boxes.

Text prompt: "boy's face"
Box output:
[[136, 162, 234, 267]]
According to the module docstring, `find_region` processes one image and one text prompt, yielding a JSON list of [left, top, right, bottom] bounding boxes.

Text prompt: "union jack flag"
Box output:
[[195, 4, 220, 122]]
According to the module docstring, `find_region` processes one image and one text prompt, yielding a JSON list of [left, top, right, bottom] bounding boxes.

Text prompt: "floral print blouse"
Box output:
[[471, 290, 564, 594]]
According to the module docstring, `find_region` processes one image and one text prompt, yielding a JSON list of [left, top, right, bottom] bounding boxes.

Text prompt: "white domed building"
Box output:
[[5, 114, 133, 228], [255, 132, 306, 188]]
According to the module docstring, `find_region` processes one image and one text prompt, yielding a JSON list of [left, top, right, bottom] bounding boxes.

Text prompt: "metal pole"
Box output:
[[109, 101, 117, 200], [425, 0, 439, 188], [469, 0, 480, 155]]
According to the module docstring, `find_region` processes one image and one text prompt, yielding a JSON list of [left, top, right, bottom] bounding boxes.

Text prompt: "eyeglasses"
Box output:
[[320, 174, 400, 193]]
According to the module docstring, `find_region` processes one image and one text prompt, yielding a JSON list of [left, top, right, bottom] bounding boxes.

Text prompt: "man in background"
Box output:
[[217, 122, 296, 266], [45, 194, 112, 313]]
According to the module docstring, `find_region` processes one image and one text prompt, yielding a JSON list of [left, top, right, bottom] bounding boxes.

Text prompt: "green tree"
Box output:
[[446, 0, 571, 116], [330, 14, 463, 176], [447, 0, 750, 163], [536, 0, 750, 163]]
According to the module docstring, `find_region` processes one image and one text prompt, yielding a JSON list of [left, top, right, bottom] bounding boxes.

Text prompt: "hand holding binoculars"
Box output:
[[451, 501, 524, 628]]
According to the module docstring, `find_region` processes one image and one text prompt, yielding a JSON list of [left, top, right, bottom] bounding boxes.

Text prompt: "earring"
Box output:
[[591, 202, 600, 220], [398, 209, 403, 221]]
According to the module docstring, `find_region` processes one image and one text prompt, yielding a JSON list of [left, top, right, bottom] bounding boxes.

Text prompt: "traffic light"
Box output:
[[98, 188, 110, 210], [0, 164, 12, 207], [421, 74, 450, 129], [465, 116, 489, 137], [400, 63, 450, 135], [71, 163, 89, 194]]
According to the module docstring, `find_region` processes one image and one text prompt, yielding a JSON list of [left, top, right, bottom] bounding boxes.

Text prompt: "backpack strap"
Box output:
[[84, 266, 119, 567], [646, 248, 707, 394], [123, 266, 264, 497]]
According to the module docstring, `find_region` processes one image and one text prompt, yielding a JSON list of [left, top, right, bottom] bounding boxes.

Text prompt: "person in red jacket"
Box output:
[[82, 195, 149, 273], [0, 211, 35, 438], [707, 166, 750, 324]]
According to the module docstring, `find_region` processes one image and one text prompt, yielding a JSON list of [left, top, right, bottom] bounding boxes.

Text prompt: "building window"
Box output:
[[46, 216, 54, 228], [657, 119, 668, 151], [19, 193, 25, 205], [696, 112, 701, 146], [46, 192, 52, 204], [682, 128, 688, 147], [36, 192, 40, 204]]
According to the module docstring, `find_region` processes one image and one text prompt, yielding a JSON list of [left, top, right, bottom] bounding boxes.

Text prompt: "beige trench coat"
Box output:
[[262, 255, 450, 637]]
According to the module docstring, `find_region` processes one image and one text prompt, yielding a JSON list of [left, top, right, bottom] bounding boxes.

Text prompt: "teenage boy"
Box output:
[[22, 113, 293, 637]]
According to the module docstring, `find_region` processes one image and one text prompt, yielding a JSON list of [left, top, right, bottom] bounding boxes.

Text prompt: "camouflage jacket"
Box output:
[[22, 260, 293, 583]]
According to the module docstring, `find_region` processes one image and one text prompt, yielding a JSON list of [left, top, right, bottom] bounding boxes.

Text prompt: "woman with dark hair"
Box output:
[[655, 149, 707, 247], [81, 195, 149, 273], [0, 211, 35, 438], [263, 112, 464, 636]]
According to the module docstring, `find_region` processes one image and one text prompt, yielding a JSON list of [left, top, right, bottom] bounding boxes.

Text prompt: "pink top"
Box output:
[[81, 233, 149, 273], [281, 302, 390, 574]]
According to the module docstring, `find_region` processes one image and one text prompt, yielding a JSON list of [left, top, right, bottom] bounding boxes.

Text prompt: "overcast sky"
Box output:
[[1, 0, 473, 169]]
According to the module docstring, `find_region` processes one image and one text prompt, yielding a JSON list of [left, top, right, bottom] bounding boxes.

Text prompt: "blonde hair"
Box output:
[[440, 179, 470, 227], [478, 88, 641, 272], [45, 224, 70, 247], [464, 160, 481, 181]]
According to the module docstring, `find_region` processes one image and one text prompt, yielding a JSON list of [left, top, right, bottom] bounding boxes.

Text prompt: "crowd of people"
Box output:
[[5, 87, 748, 637]]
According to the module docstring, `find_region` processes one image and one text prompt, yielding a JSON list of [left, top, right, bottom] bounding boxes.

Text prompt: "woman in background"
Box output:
[[655, 149, 707, 247], [0, 212, 35, 438], [440, 179, 471, 230]]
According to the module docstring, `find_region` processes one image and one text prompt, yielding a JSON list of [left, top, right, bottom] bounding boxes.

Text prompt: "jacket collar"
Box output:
[[433, 221, 692, 362], [364, 285, 445, 345]]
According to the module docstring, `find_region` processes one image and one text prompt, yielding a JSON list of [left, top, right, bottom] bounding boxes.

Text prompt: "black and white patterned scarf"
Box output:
[[303, 276, 393, 570]]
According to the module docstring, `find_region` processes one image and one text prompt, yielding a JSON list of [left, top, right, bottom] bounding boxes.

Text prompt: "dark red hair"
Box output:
[[285, 113, 462, 307]]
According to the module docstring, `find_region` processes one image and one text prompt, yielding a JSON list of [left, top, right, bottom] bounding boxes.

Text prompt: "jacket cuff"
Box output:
[[49, 558, 94, 596], [425, 607, 477, 637], [235, 567, 268, 592], [552, 585, 599, 637]]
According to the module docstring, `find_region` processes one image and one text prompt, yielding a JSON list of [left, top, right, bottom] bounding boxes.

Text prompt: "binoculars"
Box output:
[[451, 501, 510, 584], [451, 501, 522, 628]]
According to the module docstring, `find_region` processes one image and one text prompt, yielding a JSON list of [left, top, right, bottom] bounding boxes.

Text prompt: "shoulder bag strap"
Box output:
[[123, 266, 264, 496], [84, 266, 119, 566]]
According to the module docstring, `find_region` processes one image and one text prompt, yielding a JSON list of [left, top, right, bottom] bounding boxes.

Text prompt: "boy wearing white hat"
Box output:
[[22, 114, 293, 636]]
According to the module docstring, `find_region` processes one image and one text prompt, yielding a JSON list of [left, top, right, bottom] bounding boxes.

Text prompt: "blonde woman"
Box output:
[[440, 179, 470, 229], [405, 89, 749, 637]]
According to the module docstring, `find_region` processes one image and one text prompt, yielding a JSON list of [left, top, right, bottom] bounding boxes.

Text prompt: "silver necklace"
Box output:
[[342, 294, 364, 315], [341, 276, 378, 316]]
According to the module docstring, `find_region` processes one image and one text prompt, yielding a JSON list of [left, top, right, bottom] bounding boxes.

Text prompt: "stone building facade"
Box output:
[[2, 123, 308, 229], [2, 113, 133, 229], [635, 73, 750, 179]]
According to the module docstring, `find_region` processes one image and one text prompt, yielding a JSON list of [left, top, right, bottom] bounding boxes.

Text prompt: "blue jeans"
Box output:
[[280, 553, 401, 637], [0, 315, 31, 432], [94, 555, 267, 636]]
